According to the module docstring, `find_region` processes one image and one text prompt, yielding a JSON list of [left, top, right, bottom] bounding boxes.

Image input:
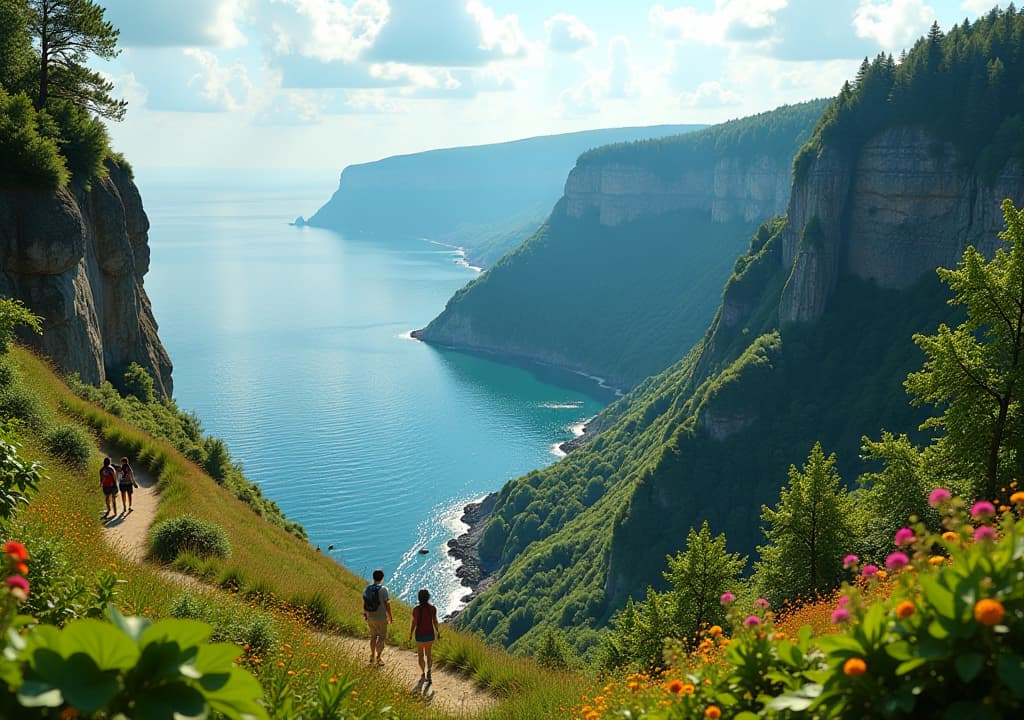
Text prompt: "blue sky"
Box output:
[[96, 0, 998, 168]]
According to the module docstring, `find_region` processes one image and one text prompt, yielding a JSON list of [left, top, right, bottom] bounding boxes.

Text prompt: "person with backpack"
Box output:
[[408, 588, 440, 683], [117, 457, 139, 513], [362, 569, 392, 666], [99, 457, 118, 517]]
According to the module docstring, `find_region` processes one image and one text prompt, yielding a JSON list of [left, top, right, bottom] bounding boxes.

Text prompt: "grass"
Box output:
[[3, 345, 600, 718]]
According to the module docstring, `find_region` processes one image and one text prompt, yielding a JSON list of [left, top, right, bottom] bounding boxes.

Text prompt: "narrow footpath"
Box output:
[[99, 452, 495, 716]]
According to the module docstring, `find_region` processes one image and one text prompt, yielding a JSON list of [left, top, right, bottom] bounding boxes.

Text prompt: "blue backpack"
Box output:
[[363, 584, 381, 612]]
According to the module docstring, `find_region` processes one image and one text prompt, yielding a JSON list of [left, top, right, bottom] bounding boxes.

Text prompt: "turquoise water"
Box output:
[[138, 169, 609, 614]]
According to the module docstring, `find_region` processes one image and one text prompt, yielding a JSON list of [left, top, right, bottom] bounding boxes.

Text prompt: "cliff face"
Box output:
[[0, 162, 173, 395], [564, 154, 791, 227], [780, 127, 1023, 323]]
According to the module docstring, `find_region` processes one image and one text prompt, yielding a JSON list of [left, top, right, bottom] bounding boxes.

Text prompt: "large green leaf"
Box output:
[[133, 681, 207, 720], [15, 680, 63, 708], [997, 654, 1024, 697], [107, 605, 152, 643], [202, 666, 269, 720], [59, 654, 120, 713], [954, 653, 985, 683], [141, 619, 212, 651], [193, 643, 243, 675], [62, 619, 139, 671]]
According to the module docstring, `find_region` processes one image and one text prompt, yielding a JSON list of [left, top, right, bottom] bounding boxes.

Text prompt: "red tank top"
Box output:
[[413, 604, 436, 635]]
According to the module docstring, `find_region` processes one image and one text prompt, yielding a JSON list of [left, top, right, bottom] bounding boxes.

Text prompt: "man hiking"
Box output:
[[100, 457, 118, 517], [362, 569, 393, 666]]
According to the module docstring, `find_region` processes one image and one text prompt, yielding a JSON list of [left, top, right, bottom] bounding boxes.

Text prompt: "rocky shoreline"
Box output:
[[446, 492, 500, 616]]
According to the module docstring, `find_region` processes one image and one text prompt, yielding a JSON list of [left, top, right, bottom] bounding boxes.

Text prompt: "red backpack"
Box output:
[[100, 466, 116, 488]]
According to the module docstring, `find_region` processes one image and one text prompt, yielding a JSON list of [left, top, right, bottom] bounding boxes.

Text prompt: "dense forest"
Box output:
[[454, 7, 1024, 661]]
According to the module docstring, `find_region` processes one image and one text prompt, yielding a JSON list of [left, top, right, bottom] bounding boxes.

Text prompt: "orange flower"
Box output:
[[928, 556, 945, 566], [708, 625, 723, 636], [843, 658, 867, 676], [1011, 491, 1024, 505], [705, 707, 722, 719], [896, 601, 915, 618], [682, 683, 695, 695], [942, 531, 958, 542], [974, 598, 1005, 626], [3, 542, 27, 561], [666, 679, 684, 694]]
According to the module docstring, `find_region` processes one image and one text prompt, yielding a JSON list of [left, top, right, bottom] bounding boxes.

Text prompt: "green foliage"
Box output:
[[169, 592, 277, 655], [0, 89, 68, 188], [150, 514, 232, 564], [535, 628, 575, 670], [754, 443, 856, 604], [44, 98, 110, 187], [0, 431, 41, 525], [906, 198, 1024, 500], [121, 362, 155, 404], [0, 298, 42, 355], [0, 0, 33, 93], [42, 423, 90, 468], [20, 537, 118, 625]]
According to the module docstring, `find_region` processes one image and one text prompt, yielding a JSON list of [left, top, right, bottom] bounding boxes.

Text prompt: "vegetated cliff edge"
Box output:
[[305, 124, 704, 268], [414, 100, 828, 390], [0, 159, 172, 395]]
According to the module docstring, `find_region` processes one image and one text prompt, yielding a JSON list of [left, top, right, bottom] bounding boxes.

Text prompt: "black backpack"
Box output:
[[363, 584, 381, 612]]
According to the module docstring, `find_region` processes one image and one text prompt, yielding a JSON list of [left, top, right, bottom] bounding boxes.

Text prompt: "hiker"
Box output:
[[117, 457, 138, 513], [362, 569, 392, 666], [100, 457, 118, 517], [408, 588, 440, 683]]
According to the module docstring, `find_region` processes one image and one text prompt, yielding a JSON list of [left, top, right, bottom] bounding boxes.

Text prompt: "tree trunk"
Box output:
[[986, 396, 1010, 500], [37, 3, 48, 109]]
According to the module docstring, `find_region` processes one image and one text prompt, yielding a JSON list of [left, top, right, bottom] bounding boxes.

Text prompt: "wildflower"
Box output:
[[896, 601, 915, 618], [744, 615, 761, 627], [5, 575, 28, 601], [705, 707, 722, 719], [681, 683, 695, 695], [667, 679, 684, 694], [843, 658, 867, 676], [974, 525, 997, 542], [754, 597, 770, 609], [720, 592, 735, 606], [627, 681, 640, 692], [942, 531, 959, 543], [1011, 491, 1024, 505], [877, 570, 888, 579], [843, 554, 859, 569], [894, 528, 916, 546], [774, 631, 787, 640], [885, 552, 909, 571], [708, 625, 723, 636], [928, 487, 952, 506], [14, 562, 27, 575], [971, 501, 996, 520], [3, 541, 27, 561], [928, 556, 945, 566], [861, 564, 879, 578], [974, 598, 1005, 626], [838, 595, 851, 607], [831, 608, 851, 624]]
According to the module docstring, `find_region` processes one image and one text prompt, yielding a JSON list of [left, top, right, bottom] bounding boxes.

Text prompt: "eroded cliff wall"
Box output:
[[0, 161, 173, 395]]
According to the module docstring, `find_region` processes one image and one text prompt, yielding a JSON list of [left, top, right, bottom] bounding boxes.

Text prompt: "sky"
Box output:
[[95, 0, 1001, 169]]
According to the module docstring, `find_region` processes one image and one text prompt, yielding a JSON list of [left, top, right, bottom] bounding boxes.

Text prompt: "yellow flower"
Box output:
[[843, 658, 867, 676], [708, 625, 723, 636], [942, 531, 958, 542], [876, 570, 888, 580], [1011, 491, 1024, 505], [974, 598, 1005, 626], [928, 555, 945, 566], [682, 683, 695, 695], [705, 707, 722, 719], [896, 601, 915, 618]]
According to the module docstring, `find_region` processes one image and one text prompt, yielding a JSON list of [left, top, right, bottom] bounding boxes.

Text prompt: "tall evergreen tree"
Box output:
[[0, 0, 33, 93], [906, 199, 1024, 499], [28, 0, 125, 119]]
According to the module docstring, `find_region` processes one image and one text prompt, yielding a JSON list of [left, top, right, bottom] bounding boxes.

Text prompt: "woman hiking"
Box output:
[[408, 589, 440, 683], [117, 457, 139, 513]]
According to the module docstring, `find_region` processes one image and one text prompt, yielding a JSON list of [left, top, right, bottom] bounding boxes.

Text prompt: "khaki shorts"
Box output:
[[367, 620, 387, 640]]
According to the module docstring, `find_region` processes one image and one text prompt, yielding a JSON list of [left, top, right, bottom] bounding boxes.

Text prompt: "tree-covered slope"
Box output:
[[455, 8, 1024, 657], [416, 100, 828, 389]]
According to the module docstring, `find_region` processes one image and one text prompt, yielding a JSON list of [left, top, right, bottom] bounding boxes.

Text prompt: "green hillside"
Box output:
[[454, 9, 1024, 657], [416, 100, 828, 390]]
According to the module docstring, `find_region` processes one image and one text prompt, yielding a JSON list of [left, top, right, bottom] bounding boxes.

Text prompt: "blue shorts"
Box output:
[[415, 633, 435, 644]]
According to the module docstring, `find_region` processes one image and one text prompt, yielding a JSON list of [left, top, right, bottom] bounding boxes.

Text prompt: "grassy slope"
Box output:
[[5, 346, 591, 719]]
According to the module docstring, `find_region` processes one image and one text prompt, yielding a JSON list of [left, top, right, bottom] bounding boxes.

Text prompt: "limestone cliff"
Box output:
[[780, 126, 1024, 324], [0, 160, 172, 395]]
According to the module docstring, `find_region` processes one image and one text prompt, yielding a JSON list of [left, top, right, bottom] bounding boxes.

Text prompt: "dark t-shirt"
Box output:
[[413, 603, 437, 636]]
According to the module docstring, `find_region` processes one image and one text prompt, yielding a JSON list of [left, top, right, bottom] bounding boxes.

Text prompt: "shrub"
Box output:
[[0, 382, 44, 429], [121, 362, 155, 403], [0, 89, 68, 188], [0, 358, 16, 388], [150, 514, 231, 563], [43, 422, 92, 467]]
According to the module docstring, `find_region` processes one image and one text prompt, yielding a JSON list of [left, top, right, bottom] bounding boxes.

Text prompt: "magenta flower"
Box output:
[[974, 525, 997, 542], [720, 592, 735, 606], [744, 615, 761, 627], [928, 488, 951, 507], [843, 554, 860, 569], [862, 564, 879, 578], [971, 501, 996, 520], [885, 552, 910, 571], [5, 575, 28, 601], [894, 528, 916, 547], [831, 608, 851, 624], [754, 597, 770, 610], [838, 595, 851, 607]]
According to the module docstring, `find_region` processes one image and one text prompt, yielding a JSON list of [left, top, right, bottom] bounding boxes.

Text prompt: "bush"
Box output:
[[46, 99, 109, 188], [43, 422, 92, 467], [150, 514, 231, 563], [0, 89, 68, 189], [0, 382, 44, 429], [121, 362, 155, 403]]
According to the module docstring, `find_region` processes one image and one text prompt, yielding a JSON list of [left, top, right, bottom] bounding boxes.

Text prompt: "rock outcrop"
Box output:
[[0, 161, 173, 395], [780, 127, 1023, 323]]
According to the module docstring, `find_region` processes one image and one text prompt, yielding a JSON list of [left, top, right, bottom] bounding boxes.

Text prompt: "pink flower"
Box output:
[[838, 595, 851, 607], [5, 575, 28, 602], [744, 615, 761, 627], [843, 554, 860, 569], [974, 525, 997, 542], [885, 552, 910, 571], [928, 488, 951, 507], [862, 564, 879, 578], [971, 501, 996, 520], [831, 608, 851, 624], [754, 598, 770, 610], [720, 592, 735, 606], [894, 528, 916, 547]]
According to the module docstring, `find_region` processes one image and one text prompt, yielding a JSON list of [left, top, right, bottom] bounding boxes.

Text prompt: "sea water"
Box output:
[[139, 168, 609, 615]]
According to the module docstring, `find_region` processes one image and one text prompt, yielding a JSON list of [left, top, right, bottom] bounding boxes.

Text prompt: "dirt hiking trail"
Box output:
[[99, 452, 495, 716]]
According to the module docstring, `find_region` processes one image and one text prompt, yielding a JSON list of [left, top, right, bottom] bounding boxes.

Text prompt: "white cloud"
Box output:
[[681, 80, 742, 108], [853, 0, 935, 50], [182, 48, 254, 111], [467, 0, 532, 59], [545, 13, 598, 53], [558, 35, 637, 116], [100, 0, 248, 47], [260, 0, 388, 62], [650, 0, 788, 46]]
